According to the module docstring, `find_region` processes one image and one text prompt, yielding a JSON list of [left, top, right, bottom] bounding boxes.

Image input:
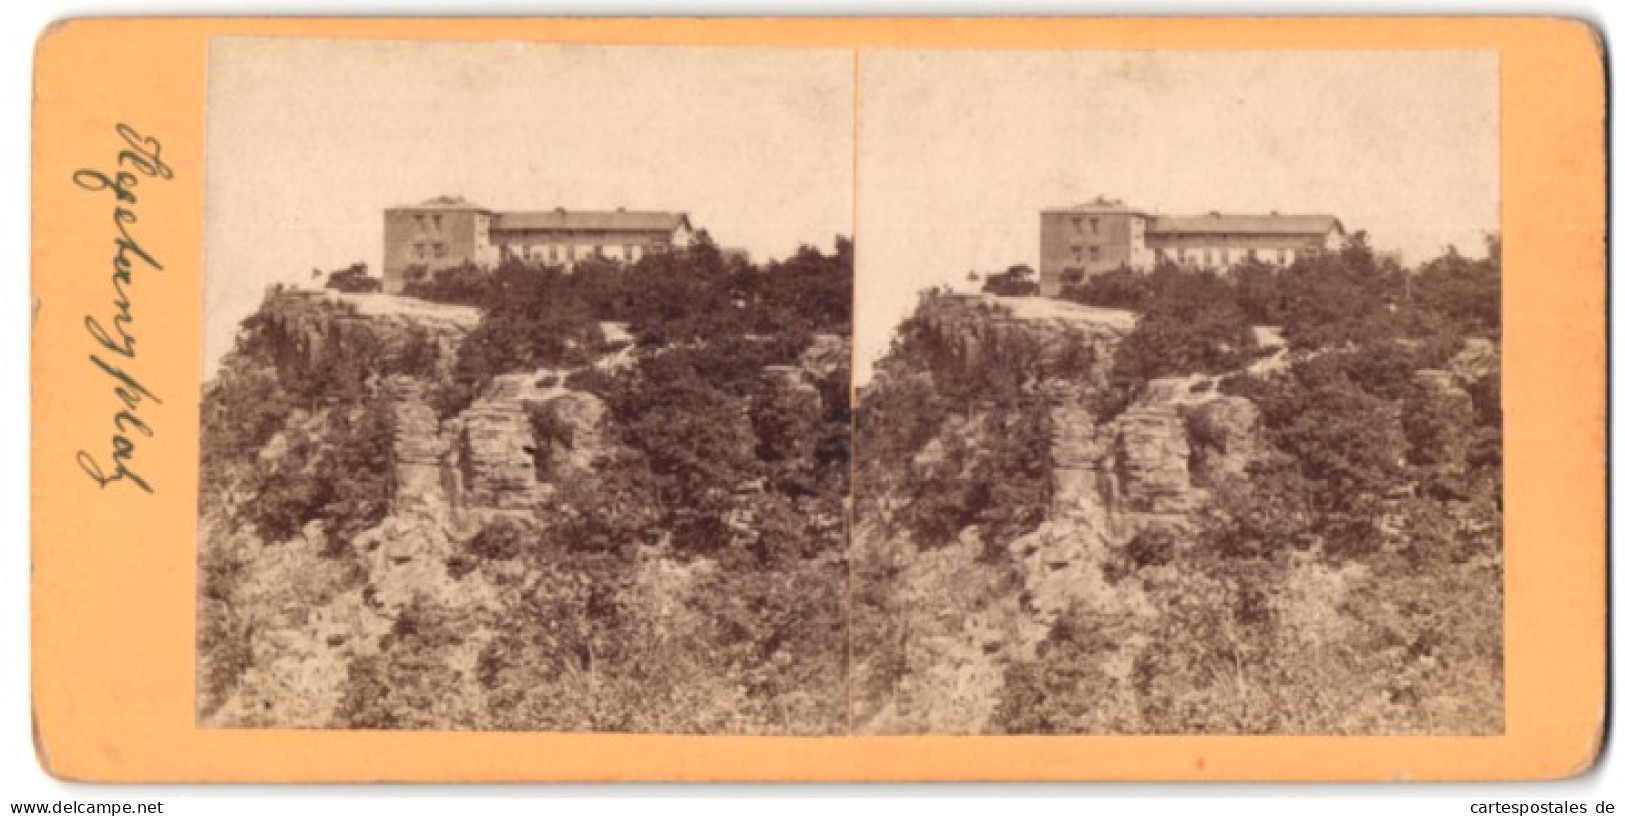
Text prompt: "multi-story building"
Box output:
[[382, 195, 696, 293], [1038, 197, 1346, 297]]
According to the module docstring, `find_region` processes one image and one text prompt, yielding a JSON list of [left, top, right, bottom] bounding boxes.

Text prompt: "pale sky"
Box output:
[[204, 37, 854, 373], [205, 43, 1499, 385], [855, 50, 1499, 382]]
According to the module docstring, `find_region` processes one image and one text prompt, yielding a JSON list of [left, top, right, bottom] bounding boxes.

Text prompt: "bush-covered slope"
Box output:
[[198, 238, 853, 733], [854, 239, 1503, 734]]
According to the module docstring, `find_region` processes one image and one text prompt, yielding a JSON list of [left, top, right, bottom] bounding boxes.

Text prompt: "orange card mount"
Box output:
[[31, 17, 1604, 782]]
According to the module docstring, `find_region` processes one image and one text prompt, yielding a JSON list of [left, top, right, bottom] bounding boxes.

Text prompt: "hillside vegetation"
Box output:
[[855, 236, 1502, 734], [199, 237, 853, 732]]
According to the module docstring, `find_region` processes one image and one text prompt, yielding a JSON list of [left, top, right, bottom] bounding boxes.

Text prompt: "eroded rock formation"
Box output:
[[201, 291, 611, 726], [256, 289, 479, 375], [857, 293, 1263, 733]]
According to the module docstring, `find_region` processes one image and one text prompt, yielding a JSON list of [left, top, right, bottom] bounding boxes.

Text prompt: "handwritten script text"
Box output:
[[73, 123, 173, 495]]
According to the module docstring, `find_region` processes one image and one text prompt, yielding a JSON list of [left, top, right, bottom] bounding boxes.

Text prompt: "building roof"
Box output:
[[491, 209, 691, 233], [389, 195, 490, 212], [1040, 197, 1347, 237], [1148, 213, 1344, 237], [1042, 196, 1151, 217]]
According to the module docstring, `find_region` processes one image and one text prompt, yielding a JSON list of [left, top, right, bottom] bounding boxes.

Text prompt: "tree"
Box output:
[[401, 262, 493, 306], [1103, 265, 1257, 416], [243, 393, 394, 548], [1409, 236, 1501, 340], [325, 262, 381, 293], [1230, 259, 1288, 325], [433, 260, 609, 417], [605, 361, 759, 551], [1277, 234, 1397, 350], [205, 231, 862, 734], [1058, 265, 1149, 310], [982, 265, 1039, 297]]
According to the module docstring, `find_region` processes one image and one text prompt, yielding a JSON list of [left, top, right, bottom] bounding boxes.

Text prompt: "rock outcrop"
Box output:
[[1047, 374, 1260, 539], [257, 288, 479, 375], [385, 376, 460, 524], [202, 290, 612, 727], [242, 292, 617, 533], [857, 293, 1505, 736], [857, 293, 1265, 733], [798, 332, 850, 380], [906, 293, 1134, 381], [457, 376, 547, 513], [1449, 337, 1499, 385]]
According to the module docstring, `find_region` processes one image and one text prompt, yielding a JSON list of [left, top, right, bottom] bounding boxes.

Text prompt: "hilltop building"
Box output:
[[383, 195, 695, 293], [1038, 197, 1346, 297]]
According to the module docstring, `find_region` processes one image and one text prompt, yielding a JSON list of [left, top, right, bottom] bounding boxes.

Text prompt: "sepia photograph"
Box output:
[[851, 50, 1503, 735], [194, 38, 1507, 739], [196, 37, 855, 733], [20, 7, 1613, 791]]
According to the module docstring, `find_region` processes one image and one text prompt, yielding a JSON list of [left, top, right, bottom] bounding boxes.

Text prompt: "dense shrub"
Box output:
[[1112, 267, 1257, 380], [1228, 259, 1290, 325], [855, 297, 1064, 552], [982, 265, 1040, 297], [857, 235, 1502, 735], [337, 599, 481, 729], [1058, 265, 1150, 310], [465, 516, 533, 562], [1274, 234, 1401, 350], [202, 233, 855, 732], [1094, 265, 1258, 418], [325, 262, 381, 293], [1410, 238, 1501, 340], [243, 394, 395, 548], [995, 602, 1134, 733], [401, 262, 498, 307]]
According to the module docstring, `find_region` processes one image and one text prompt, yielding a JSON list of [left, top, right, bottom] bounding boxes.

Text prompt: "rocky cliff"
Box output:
[[857, 294, 1247, 731], [253, 289, 480, 377], [200, 291, 597, 726], [199, 288, 853, 730], [854, 292, 1503, 735]]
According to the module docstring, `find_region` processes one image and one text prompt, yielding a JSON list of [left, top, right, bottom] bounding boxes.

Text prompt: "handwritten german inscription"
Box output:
[[73, 123, 172, 495]]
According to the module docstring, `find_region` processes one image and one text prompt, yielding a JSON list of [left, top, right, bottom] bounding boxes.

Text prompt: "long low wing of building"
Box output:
[[1038, 196, 1345, 297], [382, 195, 694, 293]]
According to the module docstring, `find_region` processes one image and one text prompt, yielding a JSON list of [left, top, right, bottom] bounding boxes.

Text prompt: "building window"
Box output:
[[433, 243, 446, 259], [568, 246, 577, 261], [593, 245, 604, 257], [432, 214, 443, 232], [414, 242, 426, 260], [625, 245, 636, 260], [1089, 246, 1101, 262], [1089, 217, 1099, 235], [415, 215, 426, 232], [1072, 216, 1083, 233]]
